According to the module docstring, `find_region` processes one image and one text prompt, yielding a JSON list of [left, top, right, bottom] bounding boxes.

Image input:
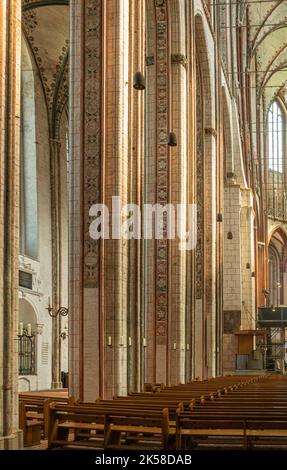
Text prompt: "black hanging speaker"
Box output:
[[168, 132, 177, 147], [133, 71, 146, 90]]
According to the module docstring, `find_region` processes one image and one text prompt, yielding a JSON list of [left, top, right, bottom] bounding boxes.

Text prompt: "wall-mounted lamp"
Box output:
[[217, 213, 223, 222], [168, 132, 177, 147], [133, 71, 146, 90], [46, 297, 68, 318], [60, 331, 68, 341], [246, 263, 251, 269], [227, 231, 233, 239]]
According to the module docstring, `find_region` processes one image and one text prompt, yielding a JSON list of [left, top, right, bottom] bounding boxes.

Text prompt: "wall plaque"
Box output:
[[19, 270, 33, 290]]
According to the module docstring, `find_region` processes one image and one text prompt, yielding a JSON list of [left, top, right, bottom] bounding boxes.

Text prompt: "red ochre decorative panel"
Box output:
[[155, 0, 169, 336]]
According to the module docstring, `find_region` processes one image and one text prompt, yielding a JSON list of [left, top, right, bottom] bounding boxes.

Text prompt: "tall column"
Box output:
[[69, 0, 144, 400], [223, 183, 242, 372], [127, 0, 145, 393], [240, 190, 256, 330], [69, 0, 103, 401], [50, 138, 63, 389], [0, 0, 22, 449], [144, 0, 157, 385], [104, 0, 131, 398], [143, 0, 171, 385], [145, 0, 195, 385], [169, 0, 188, 385]]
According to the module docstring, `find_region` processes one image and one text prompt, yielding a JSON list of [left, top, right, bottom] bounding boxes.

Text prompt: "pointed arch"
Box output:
[[267, 99, 284, 173]]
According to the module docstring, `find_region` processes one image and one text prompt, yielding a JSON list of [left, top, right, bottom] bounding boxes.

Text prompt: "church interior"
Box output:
[[1, 0, 287, 451]]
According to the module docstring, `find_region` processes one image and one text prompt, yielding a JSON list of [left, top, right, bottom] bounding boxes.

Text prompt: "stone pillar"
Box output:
[[145, 0, 193, 385], [169, 0, 188, 385], [144, 0, 157, 385], [104, 0, 131, 398], [0, 0, 23, 449], [223, 184, 256, 370], [223, 183, 242, 372], [50, 138, 63, 389], [69, 0, 144, 400], [153, 0, 170, 385], [223, 184, 242, 314], [145, 0, 177, 386], [240, 190, 256, 330], [69, 0, 102, 401], [283, 272, 287, 304], [127, 0, 145, 393]]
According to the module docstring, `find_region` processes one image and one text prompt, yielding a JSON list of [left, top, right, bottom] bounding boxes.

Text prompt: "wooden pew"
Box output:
[[175, 376, 287, 449], [45, 374, 285, 450], [176, 412, 287, 450], [47, 402, 177, 450], [19, 401, 42, 447], [104, 408, 174, 450], [19, 393, 71, 442]]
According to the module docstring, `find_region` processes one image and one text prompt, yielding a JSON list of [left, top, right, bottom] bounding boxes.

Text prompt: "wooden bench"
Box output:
[[104, 408, 175, 450], [176, 413, 287, 450], [46, 375, 255, 450], [19, 401, 42, 447], [19, 394, 71, 441], [47, 402, 177, 450], [48, 404, 106, 449], [175, 377, 287, 450], [44, 374, 286, 450]]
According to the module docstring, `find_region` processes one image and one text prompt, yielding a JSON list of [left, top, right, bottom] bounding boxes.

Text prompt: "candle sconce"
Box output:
[[60, 331, 68, 340], [18, 322, 33, 338], [46, 297, 69, 318], [60, 325, 68, 340]]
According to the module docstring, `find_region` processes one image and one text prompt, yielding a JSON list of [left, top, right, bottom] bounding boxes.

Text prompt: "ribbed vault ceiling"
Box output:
[[248, 0, 287, 108], [22, 0, 69, 125]]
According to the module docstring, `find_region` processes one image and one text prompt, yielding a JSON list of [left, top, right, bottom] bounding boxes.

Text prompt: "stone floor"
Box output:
[[24, 440, 47, 450]]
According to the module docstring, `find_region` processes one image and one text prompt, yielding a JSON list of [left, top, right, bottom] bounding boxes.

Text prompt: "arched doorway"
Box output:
[[266, 227, 287, 372]]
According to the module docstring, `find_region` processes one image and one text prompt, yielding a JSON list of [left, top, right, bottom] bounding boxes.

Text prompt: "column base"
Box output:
[[0, 430, 23, 450], [51, 382, 63, 389]]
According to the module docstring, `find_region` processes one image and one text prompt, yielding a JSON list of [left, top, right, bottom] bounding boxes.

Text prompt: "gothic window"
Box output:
[[268, 100, 284, 174], [20, 40, 38, 259]]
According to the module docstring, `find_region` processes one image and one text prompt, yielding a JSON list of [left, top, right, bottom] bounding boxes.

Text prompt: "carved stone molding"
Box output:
[[83, 0, 102, 288], [155, 0, 169, 336], [196, 61, 203, 300], [35, 323, 44, 335], [205, 127, 217, 138], [171, 54, 188, 67], [146, 55, 155, 66]]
